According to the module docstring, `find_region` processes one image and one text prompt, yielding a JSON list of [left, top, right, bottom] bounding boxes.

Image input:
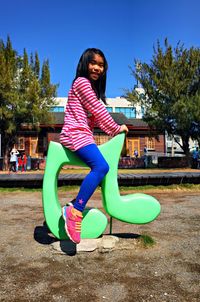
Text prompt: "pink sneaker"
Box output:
[[62, 206, 82, 244]]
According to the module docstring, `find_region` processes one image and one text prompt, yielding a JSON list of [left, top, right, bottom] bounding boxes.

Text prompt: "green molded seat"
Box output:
[[42, 141, 107, 240], [42, 133, 161, 240], [101, 134, 161, 223]]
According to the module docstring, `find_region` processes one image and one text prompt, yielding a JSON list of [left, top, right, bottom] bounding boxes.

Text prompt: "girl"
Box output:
[[60, 48, 128, 244]]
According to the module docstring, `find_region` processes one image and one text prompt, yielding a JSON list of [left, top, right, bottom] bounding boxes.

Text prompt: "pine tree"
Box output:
[[20, 49, 30, 92], [34, 52, 40, 79], [126, 39, 200, 160], [0, 36, 57, 170], [0, 36, 19, 169]]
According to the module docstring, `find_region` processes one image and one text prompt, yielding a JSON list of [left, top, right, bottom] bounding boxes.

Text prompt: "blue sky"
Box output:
[[0, 0, 199, 97]]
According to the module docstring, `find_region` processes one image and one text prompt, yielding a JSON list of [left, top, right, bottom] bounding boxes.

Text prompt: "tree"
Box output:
[[126, 39, 200, 160], [0, 36, 58, 170]]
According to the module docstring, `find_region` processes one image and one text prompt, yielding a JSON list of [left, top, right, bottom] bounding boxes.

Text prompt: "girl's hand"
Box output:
[[119, 124, 129, 134]]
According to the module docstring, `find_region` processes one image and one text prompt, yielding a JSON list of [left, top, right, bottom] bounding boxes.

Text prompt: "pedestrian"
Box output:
[[9, 147, 19, 173], [143, 145, 148, 168], [22, 153, 27, 172], [134, 150, 138, 158], [60, 48, 128, 243], [192, 147, 199, 169], [18, 154, 23, 172]]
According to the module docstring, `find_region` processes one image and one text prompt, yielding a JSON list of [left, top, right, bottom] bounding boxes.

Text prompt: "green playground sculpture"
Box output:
[[42, 133, 161, 240]]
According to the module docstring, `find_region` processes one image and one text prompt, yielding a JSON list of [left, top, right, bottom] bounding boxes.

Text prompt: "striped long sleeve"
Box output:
[[60, 77, 121, 151], [73, 77, 121, 136]]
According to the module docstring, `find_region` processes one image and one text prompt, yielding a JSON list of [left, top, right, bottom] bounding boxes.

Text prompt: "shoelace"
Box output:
[[75, 221, 81, 232]]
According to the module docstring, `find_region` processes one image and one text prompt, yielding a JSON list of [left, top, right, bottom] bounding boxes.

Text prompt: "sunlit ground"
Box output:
[[1, 167, 198, 174]]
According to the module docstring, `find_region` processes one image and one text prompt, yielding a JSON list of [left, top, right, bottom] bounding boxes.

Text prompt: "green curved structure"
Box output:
[[42, 142, 107, 240], [42, 132, 161, 240], [100, 134, 161, 223]]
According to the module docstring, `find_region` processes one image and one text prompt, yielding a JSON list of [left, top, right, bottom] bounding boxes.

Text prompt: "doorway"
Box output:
[[126, 139, 140, 157], [30, 138, 38, 158]]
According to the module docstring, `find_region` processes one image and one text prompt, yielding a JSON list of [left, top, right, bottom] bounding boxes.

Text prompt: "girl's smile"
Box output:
[[88, 54, 104, 81]]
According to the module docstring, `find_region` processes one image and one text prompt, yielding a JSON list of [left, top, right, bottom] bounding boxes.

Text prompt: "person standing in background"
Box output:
[[143, 145, 148, 168], [192, 147, 199, 169], [9, 147, 19, 173], [22, 153, 27, 172]]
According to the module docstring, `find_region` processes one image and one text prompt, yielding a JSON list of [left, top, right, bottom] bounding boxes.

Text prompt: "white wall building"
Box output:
[[51, 97, 68, 112], [52, 96, 144, 119], [106, 97, 144, 119]]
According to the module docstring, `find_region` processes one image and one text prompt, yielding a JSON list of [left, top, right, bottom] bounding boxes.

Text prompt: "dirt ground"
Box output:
[[0, 188, 199, 302]]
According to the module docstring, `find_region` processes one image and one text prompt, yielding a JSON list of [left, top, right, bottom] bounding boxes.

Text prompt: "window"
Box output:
[[115, 107, 136, 118], [146, 137, 155, 150], [50, 106, 65, 112], [141, 106, 145, 117], [106, 107, 113, 113], [30, 138, 38, 157], [94, 135, 109, 145], [18, 137, 25, 150]]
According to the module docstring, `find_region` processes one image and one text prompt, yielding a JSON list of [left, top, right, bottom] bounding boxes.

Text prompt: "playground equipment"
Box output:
[[42, 133, 161, 240]]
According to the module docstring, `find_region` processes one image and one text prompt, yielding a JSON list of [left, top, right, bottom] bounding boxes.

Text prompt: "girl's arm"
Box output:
[[73, 77, 124, 136]]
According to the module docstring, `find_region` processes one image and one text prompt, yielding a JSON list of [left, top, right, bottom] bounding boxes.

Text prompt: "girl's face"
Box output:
[[88, 54, 104, 81]]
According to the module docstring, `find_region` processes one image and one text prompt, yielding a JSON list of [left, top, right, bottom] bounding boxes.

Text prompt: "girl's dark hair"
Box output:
[[74, 48, 108, 104]]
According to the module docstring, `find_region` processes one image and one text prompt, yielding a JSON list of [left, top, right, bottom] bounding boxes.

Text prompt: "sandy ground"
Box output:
[[1, 167, 199, 174], [0, 188, 200, 302]]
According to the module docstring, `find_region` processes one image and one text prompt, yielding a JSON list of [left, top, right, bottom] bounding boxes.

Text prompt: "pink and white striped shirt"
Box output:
[[60, 77, 121, 151]]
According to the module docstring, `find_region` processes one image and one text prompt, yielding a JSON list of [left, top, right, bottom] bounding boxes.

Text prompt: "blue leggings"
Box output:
[[73, 144, 109, 212]]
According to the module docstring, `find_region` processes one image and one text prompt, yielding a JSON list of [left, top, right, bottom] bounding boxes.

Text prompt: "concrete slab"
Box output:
[[51, 235, 120, 255]]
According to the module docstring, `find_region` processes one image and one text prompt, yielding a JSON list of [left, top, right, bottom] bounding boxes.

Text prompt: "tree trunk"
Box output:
[[181, 136, 191, 167], [2, 134, 16, 171]]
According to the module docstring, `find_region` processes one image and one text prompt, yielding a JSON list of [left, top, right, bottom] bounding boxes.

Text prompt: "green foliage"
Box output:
[[140, 234, 155, 248], [0, 36, 58, 169], [126, 39, 200, 156]]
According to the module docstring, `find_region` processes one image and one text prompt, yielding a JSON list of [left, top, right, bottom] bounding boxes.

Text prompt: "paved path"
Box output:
[[0, 171, 200, 188]]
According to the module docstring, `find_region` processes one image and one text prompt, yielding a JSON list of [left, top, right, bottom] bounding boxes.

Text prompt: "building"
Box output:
[[50, 95, 144, 119], [12, 96, 165, 160]]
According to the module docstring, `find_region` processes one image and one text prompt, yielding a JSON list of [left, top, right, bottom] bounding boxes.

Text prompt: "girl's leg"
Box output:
[[73, 144, 109, 212], [62, 144, 109, 243], [11, 162, 15, 172], [16, 161, 18, 172]]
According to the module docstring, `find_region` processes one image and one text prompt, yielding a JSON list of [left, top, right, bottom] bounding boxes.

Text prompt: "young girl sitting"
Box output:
[[60, 48, 128, 244]]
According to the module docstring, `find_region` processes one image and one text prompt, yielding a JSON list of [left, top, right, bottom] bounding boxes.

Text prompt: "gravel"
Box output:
[[0, 189, 199, 302]]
